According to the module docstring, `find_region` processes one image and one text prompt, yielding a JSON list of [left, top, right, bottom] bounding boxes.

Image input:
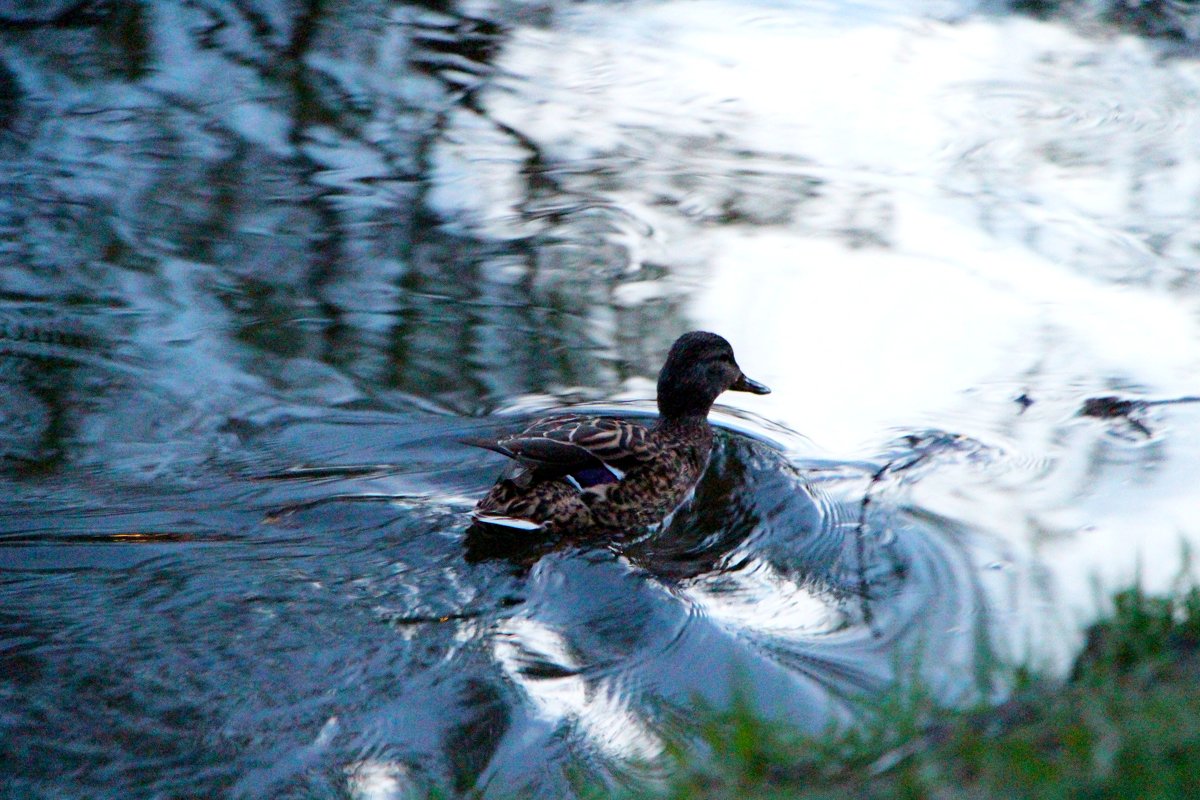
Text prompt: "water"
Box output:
[[2, 1, 1199, 797]]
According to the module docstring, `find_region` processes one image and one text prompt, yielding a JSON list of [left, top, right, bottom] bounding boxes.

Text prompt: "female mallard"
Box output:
[[466, 331, 770, 534]]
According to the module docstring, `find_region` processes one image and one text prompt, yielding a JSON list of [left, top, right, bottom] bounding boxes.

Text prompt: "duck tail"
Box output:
[[469, 511, 545, 532], [458, 437, 514, 459]]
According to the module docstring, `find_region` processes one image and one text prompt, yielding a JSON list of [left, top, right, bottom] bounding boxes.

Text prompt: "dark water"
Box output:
[[0, 408, 1015, 797], [2, 1, 1198, 798]]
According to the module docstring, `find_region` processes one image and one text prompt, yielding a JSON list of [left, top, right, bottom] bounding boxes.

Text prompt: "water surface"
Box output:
[[2, 1, 1199, 797]]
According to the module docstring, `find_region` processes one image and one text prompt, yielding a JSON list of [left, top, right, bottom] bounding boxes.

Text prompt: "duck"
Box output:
[[465, 331, 770, 535]]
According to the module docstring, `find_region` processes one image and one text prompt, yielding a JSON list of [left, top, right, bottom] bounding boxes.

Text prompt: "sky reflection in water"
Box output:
[[1, 1, 1199, 797]]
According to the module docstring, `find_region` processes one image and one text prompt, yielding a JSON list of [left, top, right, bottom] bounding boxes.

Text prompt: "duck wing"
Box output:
[[465, 414, 656, 479]]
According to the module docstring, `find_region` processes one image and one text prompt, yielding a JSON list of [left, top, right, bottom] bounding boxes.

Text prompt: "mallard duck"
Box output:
[[465, 331, 770, 534]]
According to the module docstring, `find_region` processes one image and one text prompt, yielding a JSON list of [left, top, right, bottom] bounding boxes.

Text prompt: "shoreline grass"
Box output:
[[648, 585, 1200, 800]]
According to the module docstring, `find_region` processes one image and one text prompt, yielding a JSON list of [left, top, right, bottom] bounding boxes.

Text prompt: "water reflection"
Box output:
[[0, 404, 1036, 797], [2, 0, 1199, 797]]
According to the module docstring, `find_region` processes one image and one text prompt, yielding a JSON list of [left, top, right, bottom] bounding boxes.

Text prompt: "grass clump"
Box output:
[[654, 586, 1200, 800]]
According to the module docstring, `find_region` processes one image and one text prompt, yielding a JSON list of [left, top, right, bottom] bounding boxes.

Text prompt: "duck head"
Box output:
[[656, 331, 770, 419]]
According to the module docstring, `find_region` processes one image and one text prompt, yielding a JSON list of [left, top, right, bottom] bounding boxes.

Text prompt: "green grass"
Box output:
[[648, 586, 1200, 800]]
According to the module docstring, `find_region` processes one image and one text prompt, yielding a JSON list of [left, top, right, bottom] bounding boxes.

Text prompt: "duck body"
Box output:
[[471, 413, 713, 533], [467, 332, 769, 535]]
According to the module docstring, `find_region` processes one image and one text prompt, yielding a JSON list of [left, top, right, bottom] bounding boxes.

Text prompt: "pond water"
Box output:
[[2, 1, 1200, 797]]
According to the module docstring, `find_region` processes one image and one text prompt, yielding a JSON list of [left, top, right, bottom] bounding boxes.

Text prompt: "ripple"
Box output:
[[1, 399, 1058, 797], [0, 301, 140, 374], [941, 51, 1199, 255], [492, 615, 664, 762], [680, 557, 850, 637], [953, 74, 1186, 154], [475, 426, 1048, 768]]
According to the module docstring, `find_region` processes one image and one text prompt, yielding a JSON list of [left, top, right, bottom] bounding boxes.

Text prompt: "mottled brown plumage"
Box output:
[[466, 332, 770, 535]]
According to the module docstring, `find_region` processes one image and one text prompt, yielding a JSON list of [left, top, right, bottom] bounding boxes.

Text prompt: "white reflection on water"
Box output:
[[346, 759, 415, 800], [699, 219, 1199, 449], [432, 1, 1200, 624], [680, 557, 847, 636], [492, 616, 663, 761]]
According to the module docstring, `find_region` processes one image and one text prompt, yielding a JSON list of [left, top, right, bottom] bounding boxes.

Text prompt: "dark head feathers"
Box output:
[[656, 331, 769, 419]]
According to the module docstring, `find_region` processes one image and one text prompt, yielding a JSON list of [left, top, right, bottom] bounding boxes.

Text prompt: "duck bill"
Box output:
[[730, 373, 771, 395]]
